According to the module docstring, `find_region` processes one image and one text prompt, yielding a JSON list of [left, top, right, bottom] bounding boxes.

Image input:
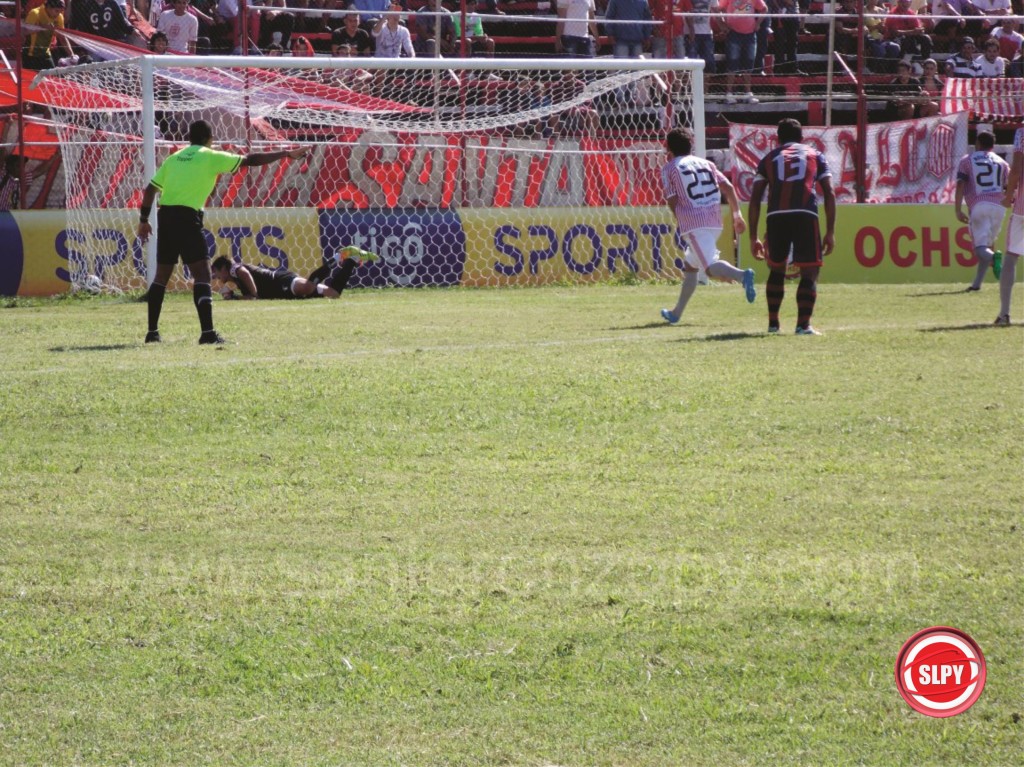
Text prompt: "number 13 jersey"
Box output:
[[754, 142, 832, 217]]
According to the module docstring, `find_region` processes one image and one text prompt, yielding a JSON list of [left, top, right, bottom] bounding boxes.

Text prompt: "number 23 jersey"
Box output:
[[662, 154, 728, 232]]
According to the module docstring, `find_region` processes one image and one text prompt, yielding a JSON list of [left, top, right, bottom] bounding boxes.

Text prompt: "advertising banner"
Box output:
[[819, 204, 1002, 284], [0, 132, 664, 212], [3, 208, 322, 295], [460, 207, 703, 287], [318, 208, 467, 288], [1, 203, 1007, 295], [729, 113, 970, 205]]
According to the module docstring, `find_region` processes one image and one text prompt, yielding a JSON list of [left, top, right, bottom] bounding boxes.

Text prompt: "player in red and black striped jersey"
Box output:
[[748, 119, 837, 336]]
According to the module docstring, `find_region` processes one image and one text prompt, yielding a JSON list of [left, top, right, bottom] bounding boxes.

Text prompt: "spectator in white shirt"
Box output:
[[556, 0, 600, 57], [973, 37, 1008, 76], [684, 0, 718, 74], [151, 0, 215, 40], [158, 0, 200, 52], [991, 18, 1023, 65], [372, 3, 414, 57]]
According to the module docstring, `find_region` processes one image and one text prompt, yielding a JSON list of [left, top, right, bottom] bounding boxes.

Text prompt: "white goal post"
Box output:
[[34, 55, 707, 291]]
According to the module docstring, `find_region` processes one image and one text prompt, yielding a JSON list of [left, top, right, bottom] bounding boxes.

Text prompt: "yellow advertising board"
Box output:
[[2, 211, 70, 296], [819, 204, 1009, 284], [459, 207, 692, 286], [1, 204, 1013, 296], [2, 208, 322, 296]]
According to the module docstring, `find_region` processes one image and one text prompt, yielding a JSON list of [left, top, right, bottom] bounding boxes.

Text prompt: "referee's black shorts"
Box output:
[[156, 206, 208, 266], [765, 211, 822, 270]]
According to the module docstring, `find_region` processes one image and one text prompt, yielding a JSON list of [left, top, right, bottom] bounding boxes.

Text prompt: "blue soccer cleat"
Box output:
[[661, 308, 679, 325], [743, 269, 756, 304]]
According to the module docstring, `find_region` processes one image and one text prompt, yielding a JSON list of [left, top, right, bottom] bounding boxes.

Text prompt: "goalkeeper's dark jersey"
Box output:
[[232, 263, 299, 299]]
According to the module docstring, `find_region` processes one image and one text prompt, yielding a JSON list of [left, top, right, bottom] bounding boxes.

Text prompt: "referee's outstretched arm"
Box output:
[[241, 147, 309, 167]]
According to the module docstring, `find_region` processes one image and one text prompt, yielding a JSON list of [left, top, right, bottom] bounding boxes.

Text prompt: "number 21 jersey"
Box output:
[[957, 150, 1010, 210]]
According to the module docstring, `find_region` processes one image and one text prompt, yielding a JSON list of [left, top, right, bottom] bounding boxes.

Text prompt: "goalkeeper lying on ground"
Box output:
[[211, 249, 376, 300]]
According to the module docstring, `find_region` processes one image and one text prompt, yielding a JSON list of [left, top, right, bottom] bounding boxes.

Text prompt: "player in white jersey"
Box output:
[[995, 128, 1024, 325], [955, 131, 1010, 292], [659, 128, 756, 324]]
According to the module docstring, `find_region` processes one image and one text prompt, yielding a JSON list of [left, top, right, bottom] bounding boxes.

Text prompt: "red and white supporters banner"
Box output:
[[728, 112, 969, 205], [942, 78, 1024, 121]]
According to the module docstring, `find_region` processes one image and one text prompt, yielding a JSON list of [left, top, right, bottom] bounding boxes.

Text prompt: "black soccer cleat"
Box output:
[[145, 330, 161, 343], [198, 331, 227, 345]]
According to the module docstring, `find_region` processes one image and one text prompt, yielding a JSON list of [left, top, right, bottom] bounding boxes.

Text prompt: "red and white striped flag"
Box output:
[[941, 78, 1024, 121]]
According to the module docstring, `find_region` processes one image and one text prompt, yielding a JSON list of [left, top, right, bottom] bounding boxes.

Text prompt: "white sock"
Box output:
[[707, 260, 745, 283], [999, 254, 1019, 317], [673, 271, 700, 317], [971, 248, 993, 289]]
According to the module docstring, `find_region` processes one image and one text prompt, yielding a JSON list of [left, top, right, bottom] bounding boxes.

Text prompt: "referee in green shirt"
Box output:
[[136, 120, 308, 345]]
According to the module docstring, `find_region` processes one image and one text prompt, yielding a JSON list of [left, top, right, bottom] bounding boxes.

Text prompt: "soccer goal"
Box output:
[[33, 55, 706, 291]]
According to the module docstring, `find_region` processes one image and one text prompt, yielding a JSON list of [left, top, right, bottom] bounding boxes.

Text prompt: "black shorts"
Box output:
[[765, 211, 822, 269], [156, 206, 208, 266]]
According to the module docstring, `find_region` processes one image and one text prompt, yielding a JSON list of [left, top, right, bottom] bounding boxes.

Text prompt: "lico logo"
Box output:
[[895, 626, 986, 717], [378, 221, 426, 287]]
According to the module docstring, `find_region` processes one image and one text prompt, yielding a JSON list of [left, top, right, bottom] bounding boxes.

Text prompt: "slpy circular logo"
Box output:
[[895, 626, 986, 717]]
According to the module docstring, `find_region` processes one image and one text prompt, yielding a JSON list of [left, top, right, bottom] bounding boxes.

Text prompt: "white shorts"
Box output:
[[1006, 213, 1024, 257], [681, 227, 724, 271], [969, 202, 1008, 250]]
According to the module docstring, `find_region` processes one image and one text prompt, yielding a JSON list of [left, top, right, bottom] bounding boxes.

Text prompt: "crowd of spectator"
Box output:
[[2, 0, 1021, 215], [4, 0, 1023, 116]]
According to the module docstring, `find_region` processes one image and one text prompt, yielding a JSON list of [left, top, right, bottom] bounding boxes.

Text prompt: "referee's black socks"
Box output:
[[193, 282, 214, 333], [147, 282, 166, 333]]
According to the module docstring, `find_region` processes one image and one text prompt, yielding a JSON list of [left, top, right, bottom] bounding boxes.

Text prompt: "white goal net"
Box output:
[[33, 55, 705, 291]]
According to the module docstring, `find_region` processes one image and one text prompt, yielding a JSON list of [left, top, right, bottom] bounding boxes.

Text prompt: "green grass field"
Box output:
[[1, 283, 1021, 766]]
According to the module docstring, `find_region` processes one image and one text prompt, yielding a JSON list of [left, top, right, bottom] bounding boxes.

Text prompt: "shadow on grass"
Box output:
[[613, 322, 685, 330], [905, 288, 974, 297], [674, 331, 766, 342], [918, 323, 1007, 333], [49, 344, 137, 353]]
